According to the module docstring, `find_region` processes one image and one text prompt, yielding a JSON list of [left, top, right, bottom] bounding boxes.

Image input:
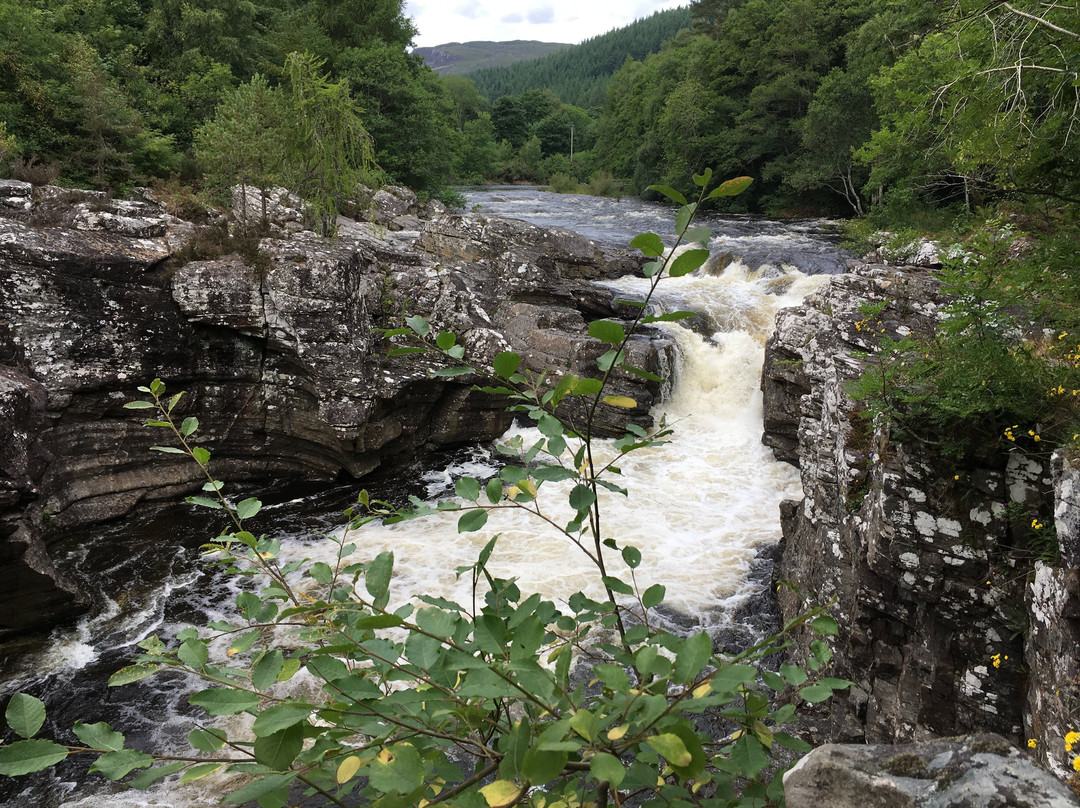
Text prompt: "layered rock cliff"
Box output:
[[0, 181, 670, 639], [763, 260, 1080, 784]]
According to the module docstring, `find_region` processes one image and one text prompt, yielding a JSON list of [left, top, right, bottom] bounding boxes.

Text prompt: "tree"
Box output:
[[194, 73, 287, 215], [491, 95, 528, 148], [283, 52, 377, 235]]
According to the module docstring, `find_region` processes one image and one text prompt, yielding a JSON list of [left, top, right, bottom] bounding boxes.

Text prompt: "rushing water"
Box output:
[[0, 189, 843, 807]]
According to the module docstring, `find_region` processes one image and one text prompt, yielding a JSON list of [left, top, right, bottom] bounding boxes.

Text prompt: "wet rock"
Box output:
[[0, 183, 672, 636], [785, 734, 1080, 808]]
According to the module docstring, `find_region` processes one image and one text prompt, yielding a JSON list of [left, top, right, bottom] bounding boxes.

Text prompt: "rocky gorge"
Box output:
[[0, 180, 670, 640], [1, 178, 1078, 803]]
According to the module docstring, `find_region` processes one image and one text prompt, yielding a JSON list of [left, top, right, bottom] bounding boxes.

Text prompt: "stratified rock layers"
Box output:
[[0, 183, 668, 638]]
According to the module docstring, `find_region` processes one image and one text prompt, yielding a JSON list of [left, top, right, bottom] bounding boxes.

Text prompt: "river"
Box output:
[[0, 188, 846, 807]]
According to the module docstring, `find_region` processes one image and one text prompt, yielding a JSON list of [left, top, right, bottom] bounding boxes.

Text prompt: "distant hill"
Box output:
[[413, 41, 570, 75], [466, 7, 693, 108]]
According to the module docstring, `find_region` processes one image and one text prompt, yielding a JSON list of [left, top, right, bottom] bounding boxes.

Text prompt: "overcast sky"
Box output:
[[405, 0, 688, 48]]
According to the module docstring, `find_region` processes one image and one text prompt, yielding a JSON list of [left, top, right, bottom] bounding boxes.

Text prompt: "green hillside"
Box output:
[[413, 41, 570, 75], [467, 7, 692, 108]]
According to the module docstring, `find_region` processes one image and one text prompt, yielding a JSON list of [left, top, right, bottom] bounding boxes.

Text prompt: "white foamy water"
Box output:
[[279, 261, 824, 623]]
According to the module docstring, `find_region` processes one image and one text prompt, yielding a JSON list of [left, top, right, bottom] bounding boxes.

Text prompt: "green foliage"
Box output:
[[468, 7, 693, 109], [0, 176, 850, 806]]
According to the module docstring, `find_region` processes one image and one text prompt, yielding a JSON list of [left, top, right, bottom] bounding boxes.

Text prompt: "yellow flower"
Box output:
[[991, 653, 1002, 668], [1066, 731, 1080, 751], [1034, 435, 1041, 442], [1060, 332, 1069, 340], [954, 474, 960, 480], [1073, 755, 1080, 772], [1028, 738, 1037, 749]]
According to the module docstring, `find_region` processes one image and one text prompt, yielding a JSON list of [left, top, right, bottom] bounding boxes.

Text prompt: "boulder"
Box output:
[[785, 734, 1080, 808]]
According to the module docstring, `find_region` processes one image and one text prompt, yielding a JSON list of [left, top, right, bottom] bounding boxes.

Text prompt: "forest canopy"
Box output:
[[1, 0, 1077, 223]]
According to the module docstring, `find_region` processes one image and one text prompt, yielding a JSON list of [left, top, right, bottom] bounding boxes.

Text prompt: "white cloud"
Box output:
[[409, 0, 687, 48]]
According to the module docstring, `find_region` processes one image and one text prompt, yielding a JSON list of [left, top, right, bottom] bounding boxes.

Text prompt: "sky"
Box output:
[[404, 0, 688, 48]]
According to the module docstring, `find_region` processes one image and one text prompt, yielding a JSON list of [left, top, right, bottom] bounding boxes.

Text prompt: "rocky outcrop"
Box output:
[[0, 185, 665, 639], [763, 261, 1078, 763], [785, 734, 1080, 808]]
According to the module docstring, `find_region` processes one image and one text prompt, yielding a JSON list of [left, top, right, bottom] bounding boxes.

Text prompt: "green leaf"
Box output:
[[436, 331, 456, 350], [252, 703, 312, 737], [630, 231, 666, 257], [537, 413, 563, 439], [669, 248, 709, 277], [5, 694, 45, 739], [675, 203, 696, 235], [252, 650, 285, 691], [369, 742, 424, 794], [185, 496, 223, 510], [180, 762, 225, 784], [642, 583, 665, 609], [130, 761, 186, 789], [588, 320, 626, 346], [457, 509, 488, 533], [405, 315, 430, 336], [673, 631, 712, 683], [780, 662, 808, 687], [645, 733, 691, 767], [108, 664, 161, 686], [569, 709, 598, 742], [596, 349, 625, 373], [493, 351, 521, 379], [416, 607, 457, 638], [0, 740, 69, 775], [693, 168, 713, 187], [773, 731, 813, 753], [91, 748, 154, 780], [648, 185, 688, 206], [236, 498, 262, 521], [188, 729, 227, 752], [573, 377, 603, 396], [812, 615, 839, 636], [709, 176, 753, 198], [178, 638, 209, 669], [593, 664, 630, 693], [642, 260, 663, 278], [761, 670, 786, 691], [485, 477, 503, 504], [365, 551, 394, 604], [532, 466, 576, 482], [590, 752, 625, 787], [798, 684, 836, 703], [522, 747, 568, 785], [253, 724, 303, 771], [642, 310, 698, 324], [189, 688, 260, 716], [223, 773, 299, 804], [455, 477, 481, 502], [123, 400, 154, 409], [431, 365, 472, 378], [73, 721, 125, 752], [602, 575, 633, 595], [730, 733, 768, 777], [192, 447, 211, 465], [621, 545, 641, 569], [684, 225, 712, 245], [150, 446, 185, 454], [181, 417, 199, 437], [568, 484, 595, 512]]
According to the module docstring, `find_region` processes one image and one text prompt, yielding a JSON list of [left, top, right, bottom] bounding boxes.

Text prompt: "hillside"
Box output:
[[413, 40, 570, 75], [466, 6, 692, 108]]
